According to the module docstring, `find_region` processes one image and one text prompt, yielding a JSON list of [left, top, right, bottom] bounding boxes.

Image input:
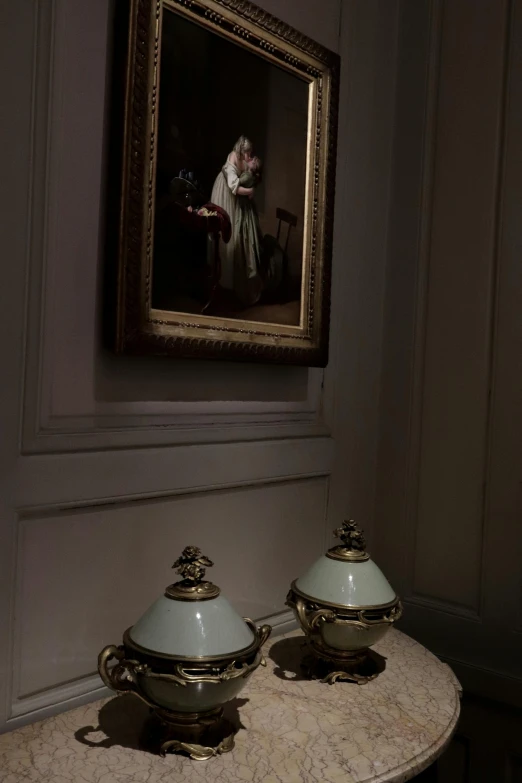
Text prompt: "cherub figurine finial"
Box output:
[[333, 520, 367, 554], [172, 546, 213, 586]]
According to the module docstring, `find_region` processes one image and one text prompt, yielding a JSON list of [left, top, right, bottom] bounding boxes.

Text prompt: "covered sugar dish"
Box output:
[[98, 546, 271, 759], [286, 520, 402, 683]]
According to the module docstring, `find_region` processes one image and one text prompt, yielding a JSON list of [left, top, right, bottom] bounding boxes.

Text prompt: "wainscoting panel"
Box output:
[[375, 0, 522, 697], [12, 478, 326, 711], [412, 0, 509, 612]]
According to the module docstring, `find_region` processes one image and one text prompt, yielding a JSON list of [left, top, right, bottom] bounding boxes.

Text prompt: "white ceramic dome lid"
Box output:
[[294, 520, 399, 609], [128, 546, 255, 658]]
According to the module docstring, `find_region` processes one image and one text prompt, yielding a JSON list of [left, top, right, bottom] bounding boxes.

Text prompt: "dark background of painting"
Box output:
[[152, 6, 309, 322]]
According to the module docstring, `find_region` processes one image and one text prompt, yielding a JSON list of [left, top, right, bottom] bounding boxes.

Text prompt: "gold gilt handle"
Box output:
[[98, 645, 134, 692], [308, 608, 336, 630], [243, 619, 272, 667], [286, 592, 335, 633], [255, 623, 272, 648], [97, 644, 157, 709]]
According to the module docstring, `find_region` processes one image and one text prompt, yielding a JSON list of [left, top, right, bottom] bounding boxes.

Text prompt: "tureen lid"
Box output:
[[129, 546, 255, 658], [294, 520, 398, 609]]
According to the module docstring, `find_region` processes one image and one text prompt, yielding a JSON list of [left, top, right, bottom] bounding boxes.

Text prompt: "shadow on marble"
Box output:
[[269, 635, 311, 681], [74, 694, 248, 755], [74, 694, 147, 751], [269, 635, 387, 683]]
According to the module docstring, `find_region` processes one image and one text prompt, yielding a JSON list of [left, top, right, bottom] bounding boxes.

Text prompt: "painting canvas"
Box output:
[[113, 0, 339, 365]]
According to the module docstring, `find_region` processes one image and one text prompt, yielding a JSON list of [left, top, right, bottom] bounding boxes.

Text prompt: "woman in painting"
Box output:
[[210, 135, 263, 307]]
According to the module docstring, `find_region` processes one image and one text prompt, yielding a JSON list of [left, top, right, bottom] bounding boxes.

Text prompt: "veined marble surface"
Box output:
[[0, 630, 461, 783]]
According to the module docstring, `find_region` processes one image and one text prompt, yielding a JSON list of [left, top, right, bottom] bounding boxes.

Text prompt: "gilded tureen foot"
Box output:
[[320, 669, 379, 685], [160, 733, 235, 760]]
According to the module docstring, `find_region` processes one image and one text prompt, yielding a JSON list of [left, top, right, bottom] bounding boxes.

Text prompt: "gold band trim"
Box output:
[[165, 581, 221, 601], [290, 581, 400, 612], [326, 547, 370, 563]]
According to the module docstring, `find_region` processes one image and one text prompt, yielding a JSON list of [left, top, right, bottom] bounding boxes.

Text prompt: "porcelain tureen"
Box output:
[[98, 546, 271, 759], [286, 520, 402, 683]]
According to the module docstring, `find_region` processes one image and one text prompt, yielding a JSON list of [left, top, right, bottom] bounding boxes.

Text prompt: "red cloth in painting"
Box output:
[[204, 203, 231, 244], [172, 202, 231, 243]]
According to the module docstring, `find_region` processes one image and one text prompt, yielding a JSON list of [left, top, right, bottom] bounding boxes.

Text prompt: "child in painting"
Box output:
[[238, 156, 262, 190], [235, 155, 263, 300]]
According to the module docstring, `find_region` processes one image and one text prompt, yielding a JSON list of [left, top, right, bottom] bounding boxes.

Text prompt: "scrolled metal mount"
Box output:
[[161, 733, 235, 760], [165, 652, 265, 686], [286, 591, 336, 634], [320, 669, 379, 686], [286, 590, 314, 635], [287, 591, 403, 634], [308, 608, 337, 630], [97, 644, 157, 709], [99, 646, 268, 693], [243, 618, 272, 665], [241, 619, 272, 671]]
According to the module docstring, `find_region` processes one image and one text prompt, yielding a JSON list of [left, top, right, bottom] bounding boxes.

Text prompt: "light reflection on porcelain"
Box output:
[[296, 555, 397, 607], [129, 592, 255, 657]]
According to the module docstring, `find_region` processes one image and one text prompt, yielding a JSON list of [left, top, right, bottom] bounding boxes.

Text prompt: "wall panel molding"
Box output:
[[414, 0, 510, 611], [404, 596, 480, 623], [0, 0, 56, 733], [14, 436, 333, 510], [401, 0, 443, 602], [23, 373, 328, 454], [403, 0, 510, 612], [373, 0, 443, 597], [481, 0, 522, 643], [376, 0, 522, 692]]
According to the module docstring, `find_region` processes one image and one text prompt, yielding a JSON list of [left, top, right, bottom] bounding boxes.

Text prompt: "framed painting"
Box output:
[[111, 0, 339, 365]]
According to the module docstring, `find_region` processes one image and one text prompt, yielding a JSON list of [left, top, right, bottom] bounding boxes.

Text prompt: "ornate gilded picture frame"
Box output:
[[112, 0, 339, 365]]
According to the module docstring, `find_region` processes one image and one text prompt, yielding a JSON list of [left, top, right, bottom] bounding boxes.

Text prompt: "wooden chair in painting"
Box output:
[[275, 207, 298, 299], [263, 207, 297, 299]]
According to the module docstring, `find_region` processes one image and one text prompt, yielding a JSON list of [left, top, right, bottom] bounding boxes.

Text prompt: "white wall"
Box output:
[[0, 0, 399, 731]]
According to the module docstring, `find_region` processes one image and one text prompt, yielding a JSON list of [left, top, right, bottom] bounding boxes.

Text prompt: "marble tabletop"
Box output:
[[0, 629, 461, 783]]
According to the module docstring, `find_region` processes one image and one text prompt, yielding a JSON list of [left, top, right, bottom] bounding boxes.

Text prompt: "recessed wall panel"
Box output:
[[15, 478, 327, 698]]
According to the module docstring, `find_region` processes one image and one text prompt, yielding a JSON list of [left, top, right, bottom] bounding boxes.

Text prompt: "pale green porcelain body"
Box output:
[[123, 591, 263, 715], [321, 619, 391, 651], [129, 594, 255, 657], [296, 555, 396, 608], [290, 552, 400, 661], [136, 668, 255, 713]]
